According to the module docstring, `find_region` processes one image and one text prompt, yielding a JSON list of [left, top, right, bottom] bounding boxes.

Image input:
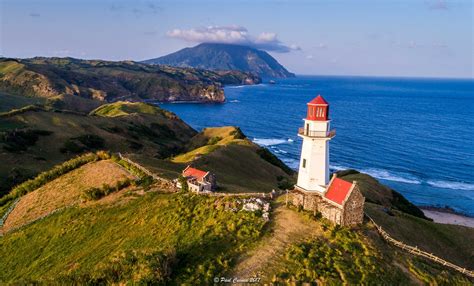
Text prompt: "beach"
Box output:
[[422, 208, 474, 228]]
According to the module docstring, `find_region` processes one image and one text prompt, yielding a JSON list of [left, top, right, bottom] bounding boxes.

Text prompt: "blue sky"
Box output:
[[1, 0, 472, 78]]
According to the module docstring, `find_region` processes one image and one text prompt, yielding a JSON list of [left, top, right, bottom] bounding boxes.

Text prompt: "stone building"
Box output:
[[177, 166, 216, 193], [293, 174, 365, 226], [293, 95, 365, 226]]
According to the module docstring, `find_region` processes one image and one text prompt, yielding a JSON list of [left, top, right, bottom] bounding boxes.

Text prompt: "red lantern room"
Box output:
[[306, 95, 329, 121]]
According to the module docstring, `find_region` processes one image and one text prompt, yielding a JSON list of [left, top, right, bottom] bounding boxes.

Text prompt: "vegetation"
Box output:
[[90, 101, 171, 118], [0, 92, 45, 113], [0, 103, 196, 197], [337, 169, 429, 219], [0, 57, 260, 104], [273, 222, 471, 284], [1, 129, 53, 152], [0, 194, 266, 284], [0, 152, 109, 207], [81, 179, 133, 201]]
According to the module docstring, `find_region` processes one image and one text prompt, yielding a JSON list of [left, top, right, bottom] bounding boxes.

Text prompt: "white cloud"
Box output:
[[166, 25, 300, 53]]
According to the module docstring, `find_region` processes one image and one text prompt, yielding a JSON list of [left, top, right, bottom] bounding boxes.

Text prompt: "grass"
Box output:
[[263, 200, 472, 285], [172, 126, 252, 163], [365, 202, 474, 269], [0, 107, 195, 198], [0, 193, 266, 284], [2, 160, 135, 232], [90, 101, 171, 118], [0, 92, 45, 113]]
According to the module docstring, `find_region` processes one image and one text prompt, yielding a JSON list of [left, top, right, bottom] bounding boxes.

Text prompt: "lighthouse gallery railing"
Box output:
[[298, 128, 336, 138]]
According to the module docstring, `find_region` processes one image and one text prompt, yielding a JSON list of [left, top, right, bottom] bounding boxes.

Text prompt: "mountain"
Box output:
[[0, 57, 261, 104], [143, 43, 295, 78]]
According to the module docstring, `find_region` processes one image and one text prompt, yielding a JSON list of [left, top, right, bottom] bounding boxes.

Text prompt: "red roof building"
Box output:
[[182, 166, 208, 182], [324, 177, 354, 205]]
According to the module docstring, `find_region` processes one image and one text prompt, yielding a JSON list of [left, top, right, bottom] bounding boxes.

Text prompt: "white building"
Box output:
[[296, 95, 335, 193]]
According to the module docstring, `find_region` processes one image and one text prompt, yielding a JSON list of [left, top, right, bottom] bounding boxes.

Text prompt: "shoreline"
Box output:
[[420, 206, 474, 228]]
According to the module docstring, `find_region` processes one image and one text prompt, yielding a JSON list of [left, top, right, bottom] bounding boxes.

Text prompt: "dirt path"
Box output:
[[231, 201, 322, 281]]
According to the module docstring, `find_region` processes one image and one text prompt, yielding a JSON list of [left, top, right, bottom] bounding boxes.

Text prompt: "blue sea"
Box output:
[[159, 76, 474, 216]]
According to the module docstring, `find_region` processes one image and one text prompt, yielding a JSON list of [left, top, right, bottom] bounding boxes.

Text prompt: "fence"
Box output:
[[0, 198, 20, 229], [365, 213, 474, 278], [117, 153, 177, 191]]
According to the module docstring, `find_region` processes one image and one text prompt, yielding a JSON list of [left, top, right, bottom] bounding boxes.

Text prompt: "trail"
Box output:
[[231, 201, 322, 280]]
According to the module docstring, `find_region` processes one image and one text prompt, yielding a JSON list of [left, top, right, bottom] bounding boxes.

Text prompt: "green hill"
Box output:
[[0, 102, 195, 197], [0, 57, 261, 105]]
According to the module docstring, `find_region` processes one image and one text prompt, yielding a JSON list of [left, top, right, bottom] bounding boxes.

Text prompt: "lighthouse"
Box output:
[[296, 95, 335, 193]]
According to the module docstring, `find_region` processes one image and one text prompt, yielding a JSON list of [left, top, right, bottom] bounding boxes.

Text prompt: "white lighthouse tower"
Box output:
[[296, 95, 335, 193]]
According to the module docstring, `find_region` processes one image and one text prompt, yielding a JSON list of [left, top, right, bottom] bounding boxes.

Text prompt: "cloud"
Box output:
[[426, 0, 449, 10], [29, 13, 40, 17], [166, 25, 300, 53]]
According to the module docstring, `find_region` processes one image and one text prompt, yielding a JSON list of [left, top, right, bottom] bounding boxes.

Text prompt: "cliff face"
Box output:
[[0, 58, 259, 103], [144, 43, 295, 79]]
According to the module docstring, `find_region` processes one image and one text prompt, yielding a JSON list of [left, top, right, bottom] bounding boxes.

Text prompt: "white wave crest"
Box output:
[[427, 180, 474, 191], [252, 138, 288, 147], [287, 138, 294, 142], [361, 168, 422, 185], [229, 99, 240, 103], [282, 158, 300, 170]]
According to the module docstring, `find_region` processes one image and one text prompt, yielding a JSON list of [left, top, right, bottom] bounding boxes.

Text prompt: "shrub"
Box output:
[[1, 129, 53, 152], [60, 134, 105, 154], [81, 178, 133, 201], [230, 127, 246, 139], [207, 136, 222, 145]]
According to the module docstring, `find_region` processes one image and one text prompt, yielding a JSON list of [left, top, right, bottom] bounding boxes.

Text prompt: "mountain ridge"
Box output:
[[143, 43, 295, 78]]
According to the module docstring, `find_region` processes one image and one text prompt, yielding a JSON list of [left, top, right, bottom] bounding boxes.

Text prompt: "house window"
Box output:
[[302, 159, 306, 168]]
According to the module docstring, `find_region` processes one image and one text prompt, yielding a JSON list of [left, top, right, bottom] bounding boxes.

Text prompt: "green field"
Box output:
[[0, 193, 266, 284]]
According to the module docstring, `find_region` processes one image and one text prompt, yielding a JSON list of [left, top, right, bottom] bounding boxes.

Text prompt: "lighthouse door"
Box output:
[[305, 123, 309, 136]]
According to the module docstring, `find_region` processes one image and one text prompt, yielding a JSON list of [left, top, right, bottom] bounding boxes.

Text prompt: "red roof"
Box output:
[[325, 178, 353, 205], [308, 95, 328, 105], [183, 166, 208, 181]]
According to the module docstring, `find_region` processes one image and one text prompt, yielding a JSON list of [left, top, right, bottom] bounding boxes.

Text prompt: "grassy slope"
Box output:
[[366, 203, 474, 269], [0, 193, 266, 284], [0, 92, 45, 113], [2, 160, 134, 232], [135, 126, 294, 193], [0, 102, 196, 197], [90, 101, 167, 117]]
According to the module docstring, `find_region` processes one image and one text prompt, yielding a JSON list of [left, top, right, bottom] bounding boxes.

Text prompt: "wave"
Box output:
[[360, 168, 422, 185], [427, 180, 474, 191], [281, 158, 300, 170], [287, 138, 294, 142], [252, 138, 288, 147], [226, 85, 246, 89], [229, 100, 240, 103]]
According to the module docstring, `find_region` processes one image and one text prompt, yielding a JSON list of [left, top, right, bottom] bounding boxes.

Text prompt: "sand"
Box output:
[[422, 209, 474, 228]]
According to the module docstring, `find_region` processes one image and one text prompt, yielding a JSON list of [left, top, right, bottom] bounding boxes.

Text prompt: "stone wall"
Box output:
[[341, 185, 365, 226], [291, 187, 364, 227]]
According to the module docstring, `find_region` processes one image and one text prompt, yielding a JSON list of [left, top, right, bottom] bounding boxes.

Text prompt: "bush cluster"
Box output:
[[81, 179, 132, 201], [1, 129, 53, 152], [60, 134, 105, 154]]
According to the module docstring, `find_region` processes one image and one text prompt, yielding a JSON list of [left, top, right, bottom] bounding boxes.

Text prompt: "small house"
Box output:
[[178, 166, 216, 193]]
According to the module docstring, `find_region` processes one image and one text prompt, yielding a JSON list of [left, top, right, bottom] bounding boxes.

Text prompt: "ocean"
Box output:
[[158, 76, 474, 216]]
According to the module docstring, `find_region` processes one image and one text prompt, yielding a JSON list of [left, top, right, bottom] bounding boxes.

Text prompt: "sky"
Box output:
[[0, 0, 472, 78]]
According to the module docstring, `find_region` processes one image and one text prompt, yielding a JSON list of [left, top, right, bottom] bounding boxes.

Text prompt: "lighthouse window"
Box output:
[[302, 159, 306, 168]]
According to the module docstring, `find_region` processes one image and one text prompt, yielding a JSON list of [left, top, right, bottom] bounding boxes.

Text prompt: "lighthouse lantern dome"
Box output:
[[307, 95, 329, 121]]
